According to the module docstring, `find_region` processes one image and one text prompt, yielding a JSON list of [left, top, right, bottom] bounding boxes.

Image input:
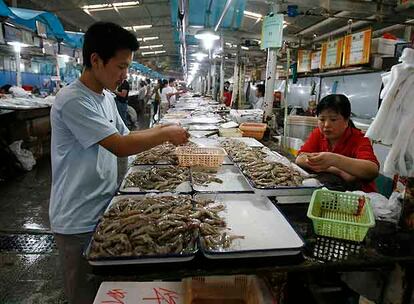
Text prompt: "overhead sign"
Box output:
[[261, 14, 284, 49], [321, 38, 344, 69], [4, 24, 22, 43], [59, 43, 74, 57], [343, 29, 372, 66], [36, 21, 47, 38], [297, 50, 312, 73], [21, 30, 33, 46]]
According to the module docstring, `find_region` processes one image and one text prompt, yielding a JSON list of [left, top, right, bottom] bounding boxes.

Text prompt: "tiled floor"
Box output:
[[0, 158, 66, 304]]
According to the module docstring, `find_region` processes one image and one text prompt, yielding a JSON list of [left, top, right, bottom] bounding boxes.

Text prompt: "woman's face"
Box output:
[[318, 109, 349, 141]]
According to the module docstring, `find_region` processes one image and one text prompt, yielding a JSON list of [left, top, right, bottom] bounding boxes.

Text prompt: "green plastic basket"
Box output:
[[307, 189, 375, 242]]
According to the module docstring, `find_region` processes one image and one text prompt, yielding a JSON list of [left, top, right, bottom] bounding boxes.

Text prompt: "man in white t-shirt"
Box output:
[[161, 78, 185, 110], [50, 22, 189, 304], [254, 83, 265, 109]]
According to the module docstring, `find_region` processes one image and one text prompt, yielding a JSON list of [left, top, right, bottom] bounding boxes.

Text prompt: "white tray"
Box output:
[[85, 194, 197, 265], [189, 138, 220, 147], [119, 165, 192, 194], [191, 165, 253, 193], [195, 193, 304, 259], [189, 124, 219, 131]]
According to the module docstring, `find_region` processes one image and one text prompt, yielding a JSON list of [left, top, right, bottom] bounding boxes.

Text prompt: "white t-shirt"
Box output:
[[161, 86, 174, 104], [254, 96, 264, 109]]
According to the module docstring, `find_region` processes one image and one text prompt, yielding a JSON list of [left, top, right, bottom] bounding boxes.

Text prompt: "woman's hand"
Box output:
[[306, 152, 339, 171]]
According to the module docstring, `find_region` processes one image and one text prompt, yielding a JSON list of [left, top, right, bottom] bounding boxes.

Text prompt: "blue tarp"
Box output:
[[0, 1, 81, 48], [130, 61, 164, 79]]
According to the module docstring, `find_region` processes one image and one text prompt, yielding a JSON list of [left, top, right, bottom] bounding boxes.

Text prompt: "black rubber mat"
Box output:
[[0, 234, 57, 253], [311, 236, 361, 262]]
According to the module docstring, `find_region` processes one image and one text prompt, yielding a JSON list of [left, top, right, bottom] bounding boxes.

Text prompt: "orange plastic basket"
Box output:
[[239, 123, 267, 140]]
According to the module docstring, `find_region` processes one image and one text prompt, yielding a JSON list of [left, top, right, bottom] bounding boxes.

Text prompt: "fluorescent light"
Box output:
[[139, 44, 164, 50], [137, 36, 159, 42], [82, 1, 139, 11], [244, 10, 263, 19], [141, 50, 166, 56], [124, 24, 152, 31], [241, 46, 249, 50], [83, 8, 92, 16], [7, 42, 29, 52]]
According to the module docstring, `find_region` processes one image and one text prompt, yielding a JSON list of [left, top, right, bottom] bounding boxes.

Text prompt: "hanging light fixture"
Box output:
[[195, 29, 219, 50]]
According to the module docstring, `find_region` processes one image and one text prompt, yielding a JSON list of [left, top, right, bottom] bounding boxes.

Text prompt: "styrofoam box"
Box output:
[[371, 38, 398, 56], [94, 282, 183, 304]]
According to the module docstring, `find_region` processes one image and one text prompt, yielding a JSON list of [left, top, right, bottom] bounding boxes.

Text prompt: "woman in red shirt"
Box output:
[[296, 94, 379, 192], [222, 81, 232, 107]]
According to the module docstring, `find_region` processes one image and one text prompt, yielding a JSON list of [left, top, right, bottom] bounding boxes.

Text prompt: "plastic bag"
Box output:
[[8, 140, 36, 171], [9, 86, 30, 98]]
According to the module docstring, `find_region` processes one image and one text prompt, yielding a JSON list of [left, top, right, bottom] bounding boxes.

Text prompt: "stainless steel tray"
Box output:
[[191, 165, 253, 193], [119, 165, 192, 194], [85, 194, 198, 266], [195, 193, 304, 259]]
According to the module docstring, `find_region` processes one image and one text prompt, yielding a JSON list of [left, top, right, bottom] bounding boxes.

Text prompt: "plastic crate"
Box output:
[[175, 146, 227, 168], [307, 189, 375, 242], [183, 275, 275, 304], [239, 123, 267, 140]]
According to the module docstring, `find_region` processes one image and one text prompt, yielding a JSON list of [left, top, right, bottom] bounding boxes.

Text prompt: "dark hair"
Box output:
[[83, 22, 139, 68], [224, 81, 230, 85], [256, 84, 265, 96], [0, 84, 12, 93], [146, 79, 151, 84], [316, 94, 355, 128], [160, 79, 168, 90], [168, 78, 176, 84]]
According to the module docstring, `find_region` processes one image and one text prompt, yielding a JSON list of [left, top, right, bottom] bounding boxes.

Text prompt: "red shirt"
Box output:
[[223, 91, 232, 107], [299, 127, 379, 193]]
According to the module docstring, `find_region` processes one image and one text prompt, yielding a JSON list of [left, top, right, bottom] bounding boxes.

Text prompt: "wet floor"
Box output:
[[0, 157, 66, 304]]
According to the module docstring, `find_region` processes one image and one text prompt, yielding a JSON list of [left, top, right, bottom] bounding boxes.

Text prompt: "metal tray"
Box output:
[[191, 165, 253, 193], [189, 130, 219, 138], [189, 124, 219, 131], [218, 137, 264, 148], [85, 194, 198, 265], [119, 165, 192, 194], [195, 193, 304, 259]]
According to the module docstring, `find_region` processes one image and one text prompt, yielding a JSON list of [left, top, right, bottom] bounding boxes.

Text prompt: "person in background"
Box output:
[[152, 79, 163, 123], [50, 22, 188, 304], [114, 79, 130, 125], [0, 84, 12, 96], [222, 81, 232, 107], [159, 79, 169, 117], [296, 94, 379, 192], [253, 84, 265, 109], [162, 78, 185, 108]]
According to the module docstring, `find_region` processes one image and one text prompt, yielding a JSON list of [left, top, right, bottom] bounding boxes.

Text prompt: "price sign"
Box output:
[[297, 50, 312, 73], [343, 29, 372, 66], [261, 14, 283, 49], [311, 51, 321, 70], [321, 38, 344, 69]]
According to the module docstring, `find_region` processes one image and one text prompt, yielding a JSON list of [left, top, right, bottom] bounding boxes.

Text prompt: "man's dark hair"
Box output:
[[224, 81, 230, 85], [256, 84, 265, 96], [146, 79, 151, 84], [168, 78, 176, 84], [83, 22, 139, 68]]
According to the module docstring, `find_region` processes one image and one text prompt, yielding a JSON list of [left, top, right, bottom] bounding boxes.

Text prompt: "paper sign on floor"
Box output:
[[93, 281, 183, 304]]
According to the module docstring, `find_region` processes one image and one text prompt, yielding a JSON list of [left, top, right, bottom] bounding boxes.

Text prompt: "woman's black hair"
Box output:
[[160, 79, 168, 90], [83, 22, 139, 68], [316, 94, 356, 128]]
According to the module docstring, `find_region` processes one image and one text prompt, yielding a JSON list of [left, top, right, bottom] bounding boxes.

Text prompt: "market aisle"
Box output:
[[0, 158, 66, 303]]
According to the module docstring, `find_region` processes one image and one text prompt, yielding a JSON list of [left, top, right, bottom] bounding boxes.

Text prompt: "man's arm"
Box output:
[[99, 125, 188, 157], [114, 89, 128, 98]]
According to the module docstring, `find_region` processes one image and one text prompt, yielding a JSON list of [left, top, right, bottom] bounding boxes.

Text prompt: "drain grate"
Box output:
[[311, 236, 361, 262], [0, 234, 57, 253]]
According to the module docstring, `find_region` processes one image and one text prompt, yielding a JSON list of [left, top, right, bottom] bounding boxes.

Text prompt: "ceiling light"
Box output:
[[244, 10, 263, 19], [139, 44, 164, 50], [82, 1, 139, 11], [137, 36, 159, 42], [124, 25, 152, 31], [141, 50, 166, 56], [241, 46, 249, 50], [195, 29, 219, 50]]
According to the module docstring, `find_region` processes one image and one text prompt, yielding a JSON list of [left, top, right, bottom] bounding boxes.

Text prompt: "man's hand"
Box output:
[[161, 125, 189, 145]]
